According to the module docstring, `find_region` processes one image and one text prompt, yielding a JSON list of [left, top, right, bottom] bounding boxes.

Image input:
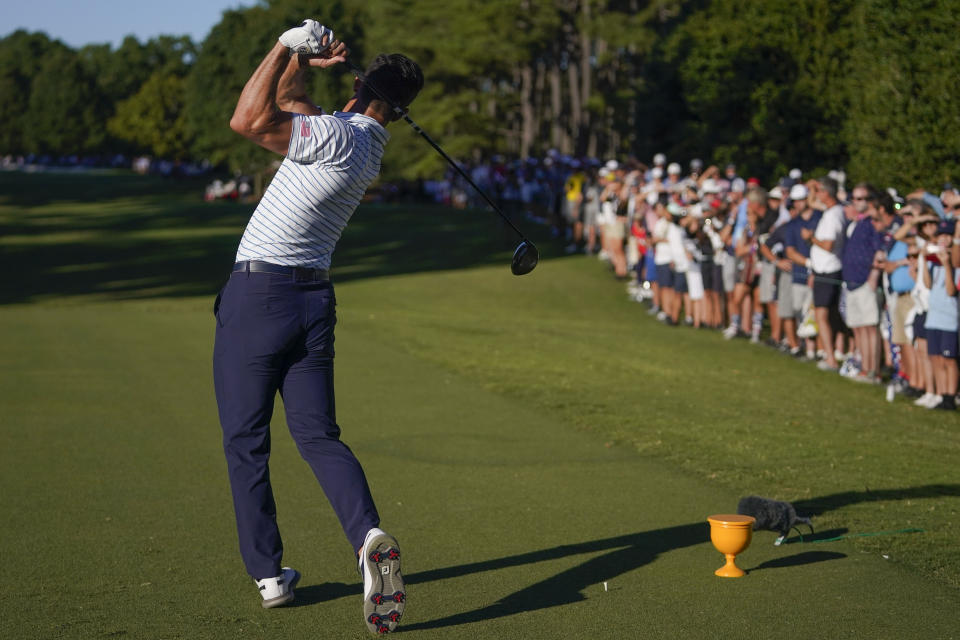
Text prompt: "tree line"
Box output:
[[1, 0, 957, 189]]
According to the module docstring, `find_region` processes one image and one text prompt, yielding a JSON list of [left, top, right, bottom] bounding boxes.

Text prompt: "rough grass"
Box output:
[[1, 171, 957, 639]]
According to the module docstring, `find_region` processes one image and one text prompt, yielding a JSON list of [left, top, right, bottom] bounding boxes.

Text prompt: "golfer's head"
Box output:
[[359, 54, 424, 121]]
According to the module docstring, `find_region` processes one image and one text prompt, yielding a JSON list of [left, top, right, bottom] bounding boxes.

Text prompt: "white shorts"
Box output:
[[722, 254, 736, 293], [844, 283, 879, 328], [686, 268, 705, 300]]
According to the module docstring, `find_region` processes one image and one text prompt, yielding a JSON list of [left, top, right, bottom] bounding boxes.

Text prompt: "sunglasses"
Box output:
[[852, 196, 868, 201], [949, 203, 960, 211]]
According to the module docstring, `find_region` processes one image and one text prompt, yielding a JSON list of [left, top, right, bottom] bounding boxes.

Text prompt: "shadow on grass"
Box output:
[[0, 171, 558, 305], [792, 484, 960, 517], [400, 485, 958, 631], [289, 581, 358, 606], [747, 550, 847, 572]]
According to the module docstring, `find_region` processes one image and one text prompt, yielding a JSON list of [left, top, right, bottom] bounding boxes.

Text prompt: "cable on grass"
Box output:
[[783, 528, 925, 544]]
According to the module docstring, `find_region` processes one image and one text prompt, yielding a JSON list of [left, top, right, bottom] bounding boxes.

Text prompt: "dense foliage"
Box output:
[[1, 0, 957, 188]]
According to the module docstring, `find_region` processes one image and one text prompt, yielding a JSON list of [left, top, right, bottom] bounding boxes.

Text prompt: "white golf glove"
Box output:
[[278, 19, 334, 55]]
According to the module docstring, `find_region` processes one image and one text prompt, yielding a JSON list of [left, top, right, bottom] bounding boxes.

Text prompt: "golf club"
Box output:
[[347, 60, 539, 276]]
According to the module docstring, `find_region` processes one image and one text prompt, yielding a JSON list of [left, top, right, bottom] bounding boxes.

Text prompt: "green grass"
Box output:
[[1, 171, 958, 639]]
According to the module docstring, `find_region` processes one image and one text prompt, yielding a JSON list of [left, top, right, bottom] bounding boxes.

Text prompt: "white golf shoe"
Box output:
[[359, 528, 405, 634], [255, 566, 300, 608]]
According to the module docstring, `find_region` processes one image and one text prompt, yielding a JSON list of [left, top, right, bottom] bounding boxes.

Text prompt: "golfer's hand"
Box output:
[[301, 34, 347, 68]]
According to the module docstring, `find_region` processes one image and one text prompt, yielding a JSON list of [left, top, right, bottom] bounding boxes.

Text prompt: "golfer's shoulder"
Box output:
[[331, 112, 389, 143]]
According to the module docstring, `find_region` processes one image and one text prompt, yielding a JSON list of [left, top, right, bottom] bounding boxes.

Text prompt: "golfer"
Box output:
[[213, 19, 422, 635]]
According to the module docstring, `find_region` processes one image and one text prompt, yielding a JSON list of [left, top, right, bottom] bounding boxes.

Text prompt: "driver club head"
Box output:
[[511, 240, 539, 276]]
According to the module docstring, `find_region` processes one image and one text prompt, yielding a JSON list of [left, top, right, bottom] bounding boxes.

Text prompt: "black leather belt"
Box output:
[[233, 260, 330, 281]]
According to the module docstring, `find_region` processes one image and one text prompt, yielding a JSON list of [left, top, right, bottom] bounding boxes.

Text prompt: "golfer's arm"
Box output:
[[230, 42, 294, 154], [277, 54, 324, 116], [785, 246, 807, 266]]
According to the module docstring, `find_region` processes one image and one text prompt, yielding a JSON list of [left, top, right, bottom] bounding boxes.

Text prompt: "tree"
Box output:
[[22, 45, 101, 155], [843, 0, 960, 190], [0, 31, 67, 154], [107, 72, 192, 158]]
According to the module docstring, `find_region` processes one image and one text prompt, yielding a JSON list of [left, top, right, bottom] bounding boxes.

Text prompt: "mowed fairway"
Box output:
[[1, 172, 958, 639]]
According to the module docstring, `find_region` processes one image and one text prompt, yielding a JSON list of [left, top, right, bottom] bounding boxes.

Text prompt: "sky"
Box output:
[[3, 0, 254, 49]]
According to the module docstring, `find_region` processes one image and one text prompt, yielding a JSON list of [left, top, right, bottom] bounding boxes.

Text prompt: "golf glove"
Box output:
[[279, 19, 334, 55]]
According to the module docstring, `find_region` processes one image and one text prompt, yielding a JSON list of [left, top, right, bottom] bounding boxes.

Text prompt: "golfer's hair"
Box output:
[[359, 54, 424, 111]]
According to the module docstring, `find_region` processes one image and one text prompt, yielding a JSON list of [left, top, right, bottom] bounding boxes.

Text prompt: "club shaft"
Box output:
[[347, 62, 530, 242]]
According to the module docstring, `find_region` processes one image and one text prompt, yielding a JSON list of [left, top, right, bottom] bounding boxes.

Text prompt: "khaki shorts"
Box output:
[[892, 293, 913, 344], [604, 218, 626, 239], [777, 271, 798, 317], [844, 283, 879, 328], [758, 261, 777, 303]]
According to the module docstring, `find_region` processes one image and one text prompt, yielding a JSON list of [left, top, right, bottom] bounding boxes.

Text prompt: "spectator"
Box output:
[[921, 219, 959, 410], [804, 176, 847, 371], [563, 163, 586, 253], [910, 210, 940, 407], [840, 183, 887, 382], [651, 194, 675, 322]]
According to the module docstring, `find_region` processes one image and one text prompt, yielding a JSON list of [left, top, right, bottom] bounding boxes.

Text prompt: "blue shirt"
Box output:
[[841, 218, 885, 288], [924, 263, 960, 331], [781, 211, 823, 284], [887, 241, 914, 293]]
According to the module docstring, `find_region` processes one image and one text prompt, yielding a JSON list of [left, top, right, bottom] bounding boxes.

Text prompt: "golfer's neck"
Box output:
[[342, 97, 389, 126]]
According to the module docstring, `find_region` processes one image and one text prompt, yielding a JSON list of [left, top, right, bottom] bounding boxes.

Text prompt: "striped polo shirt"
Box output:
[[235, 111, 390, 270]]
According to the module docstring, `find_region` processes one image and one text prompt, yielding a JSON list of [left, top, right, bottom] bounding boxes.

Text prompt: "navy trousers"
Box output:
[[213, 269, 379, 580]]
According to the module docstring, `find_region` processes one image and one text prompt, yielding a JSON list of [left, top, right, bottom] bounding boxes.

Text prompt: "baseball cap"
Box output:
[[605, 159, 619, 171], [922, 192, 946, 219], [667, 162, 681, 175], [789, 168, 802, 180], [653, 153, 666, 165], [652, 167, 664, 179], [730, 178, 746, 193], [789, 184, 809, 200], [768, 186, 784, 200], [937, 219, 956, 236]]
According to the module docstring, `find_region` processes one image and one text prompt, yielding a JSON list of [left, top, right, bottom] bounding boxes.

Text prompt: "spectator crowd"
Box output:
[[429, 151, 960, 411]]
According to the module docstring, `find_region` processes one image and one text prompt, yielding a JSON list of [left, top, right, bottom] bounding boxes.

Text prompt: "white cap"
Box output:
[[789, 168, 802, 180], [689, 203, 703, 218], [768, 186, 784, 199], [652, 166, 664, 179], [646, 191, 659, 206], [789, 184, 808, 200], [667, 162, 682, 175], [605, 159, 619, 171], [730, 178, 746, 193], [653, 153, 666, 165], [701, 178, 720, 194], [598, 167, 609, 178]]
